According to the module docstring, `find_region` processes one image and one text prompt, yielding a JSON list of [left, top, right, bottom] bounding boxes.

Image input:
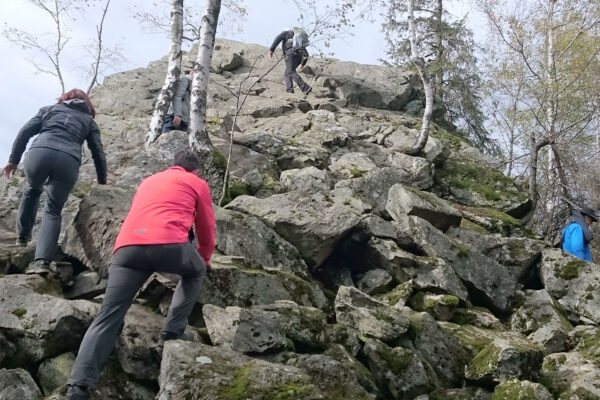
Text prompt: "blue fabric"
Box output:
[[562, 222, 592, 261]]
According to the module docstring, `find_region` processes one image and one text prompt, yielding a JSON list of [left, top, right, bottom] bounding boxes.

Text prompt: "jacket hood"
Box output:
[[62, 99, 91, 115], [568, 209, 594, 243]]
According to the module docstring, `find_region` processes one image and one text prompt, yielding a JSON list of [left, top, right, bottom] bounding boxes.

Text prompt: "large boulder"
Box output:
[[386, 184, 461, 232], [280, 166, 331, 194], [540, 351, 600, 399], [226, 192, 361, 269], [492, 380, 553, 400], [315, 72, 417, 111], [433, 158, 530, 218], [511, 289, 572, 354], [366, 237, 468, 302], [448, 227, 546, 282], [464, 337, 544, 384], [402, 311, 470, 386], [0, 278, 97, 365], [395, 215, 517, 312], [273, 345, 379, 399], [363, 338, 434, 399], [0, 368, 42, 400], [61, 185, 134, 277], [335, 166, 433, 216], [157, 341, 324, 399], [197, 255, 330, 310], [215, 207, 310, 277], [255, 301, 328, 350], [37, 352, 75, 396], [540, 248, 600, 324], [334, 286, 409, 342], [203, 304, 286, 353]]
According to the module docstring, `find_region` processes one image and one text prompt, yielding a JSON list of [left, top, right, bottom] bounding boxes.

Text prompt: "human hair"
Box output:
[[57, 89, 96, 118], [173, 149, 201, 172]]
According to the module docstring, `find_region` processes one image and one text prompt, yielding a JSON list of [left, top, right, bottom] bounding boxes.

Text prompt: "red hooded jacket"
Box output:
[[114, 166, 215, 265]]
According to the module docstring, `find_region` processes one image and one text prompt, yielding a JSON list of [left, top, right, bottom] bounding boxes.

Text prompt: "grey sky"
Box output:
[[0, 0, 478, 164]]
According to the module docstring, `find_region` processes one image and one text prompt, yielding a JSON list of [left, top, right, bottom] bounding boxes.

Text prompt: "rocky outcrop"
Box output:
[[1, 38, 589, 400]]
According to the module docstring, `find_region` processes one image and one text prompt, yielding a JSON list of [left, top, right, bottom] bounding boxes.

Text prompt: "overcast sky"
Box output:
[[0, 0, 480, 164]]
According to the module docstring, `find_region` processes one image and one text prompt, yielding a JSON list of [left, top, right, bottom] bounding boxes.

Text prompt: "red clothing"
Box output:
[[114, 166, 215, 265]]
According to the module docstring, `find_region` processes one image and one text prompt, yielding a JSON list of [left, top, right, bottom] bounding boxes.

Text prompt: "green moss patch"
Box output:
[[433, 158, 527, 206], [554, 259, 586, 280], [492, 380, 535, 400]]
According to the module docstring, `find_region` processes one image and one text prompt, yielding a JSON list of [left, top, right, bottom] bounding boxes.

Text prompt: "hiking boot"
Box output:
[[66, 384, 90, 400], [25, 259, 51, 275], [303, 86, 312, 96]]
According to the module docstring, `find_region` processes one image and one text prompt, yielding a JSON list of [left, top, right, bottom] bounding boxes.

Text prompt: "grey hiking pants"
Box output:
[[68, 243, 206, 389], [284, 51, 309, 93], [17, 147, 79, 260]]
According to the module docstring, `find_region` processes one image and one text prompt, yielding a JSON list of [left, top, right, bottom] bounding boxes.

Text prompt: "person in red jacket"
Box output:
[[66, 150, 215, 400]]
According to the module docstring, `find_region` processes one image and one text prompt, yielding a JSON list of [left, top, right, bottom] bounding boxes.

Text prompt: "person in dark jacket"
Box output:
[[65, 150, 214, 400], [269, 28, 312, 95], [2, 89, 107, 274], [561, 207, 597, 261], [162, 70, 193, 133]]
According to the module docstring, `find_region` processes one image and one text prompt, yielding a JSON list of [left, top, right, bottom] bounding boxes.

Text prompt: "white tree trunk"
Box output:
[[145, 0, 184, 146], [189, 0, 221, 152], [405, 0, 433, 156]]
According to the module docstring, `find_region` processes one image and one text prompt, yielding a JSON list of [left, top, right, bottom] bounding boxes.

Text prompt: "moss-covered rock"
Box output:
[[408, 292, 460, 321], [465, 337, 543, 384], [362, 338, 433, 399], [540, 249, 600, 324], [432, 158, 530, 218], [492, 379, 553, 400]]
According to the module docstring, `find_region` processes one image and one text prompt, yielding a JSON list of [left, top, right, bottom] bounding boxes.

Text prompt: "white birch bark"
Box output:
[[405, 0, 433, 156], [189, 0, 221, 152], [145, 0, 184, 147]]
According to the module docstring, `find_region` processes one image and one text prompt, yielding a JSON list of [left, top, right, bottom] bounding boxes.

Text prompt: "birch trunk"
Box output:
[[145, 0, 184, 146], [404, 0, 433, 156], [434, 0, 443, 100], [189, 0, 221, 152]]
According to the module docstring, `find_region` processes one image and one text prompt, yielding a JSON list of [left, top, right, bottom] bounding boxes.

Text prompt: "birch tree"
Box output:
[[145, 0, 184, 146], [383, 0, 491, 152], [189, 0, 221, 152], [480, 0, 600, 233], [403, 0, 434, 155]]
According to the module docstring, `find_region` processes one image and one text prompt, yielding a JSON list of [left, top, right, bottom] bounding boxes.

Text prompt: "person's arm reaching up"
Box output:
[[194, 179, 215, 266]]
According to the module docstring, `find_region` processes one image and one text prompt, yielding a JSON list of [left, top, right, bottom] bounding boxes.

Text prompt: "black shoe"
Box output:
[[66, 384, 90, 400], [286, 89, 294, 93], [303, 86, 312, 95], [25, 259, 51, 275]]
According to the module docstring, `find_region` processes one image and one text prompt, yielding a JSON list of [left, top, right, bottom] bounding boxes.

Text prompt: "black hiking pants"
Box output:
[[284, 51, 310, 93], [68, 243, 206, 389], [17, 147, 79, 260]]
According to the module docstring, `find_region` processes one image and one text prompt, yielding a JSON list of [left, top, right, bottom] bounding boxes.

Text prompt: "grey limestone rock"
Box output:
[[357, 269, 394, 296], [226, 192, 361, 269], [363, 338, 434, 399], [334, 286, 409, 342], [215, 207, 310, 277], [386, 184, 461, 232], [203, 304, 286, 353], [0, 368, 42, 400], [157, 341, 324, 400], [540, 248, 600, 324]]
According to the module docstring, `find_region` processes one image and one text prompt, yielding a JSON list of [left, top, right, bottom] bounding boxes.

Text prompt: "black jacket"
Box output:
[[9, 100, 107, 184], [270, 30, 309, 66]]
